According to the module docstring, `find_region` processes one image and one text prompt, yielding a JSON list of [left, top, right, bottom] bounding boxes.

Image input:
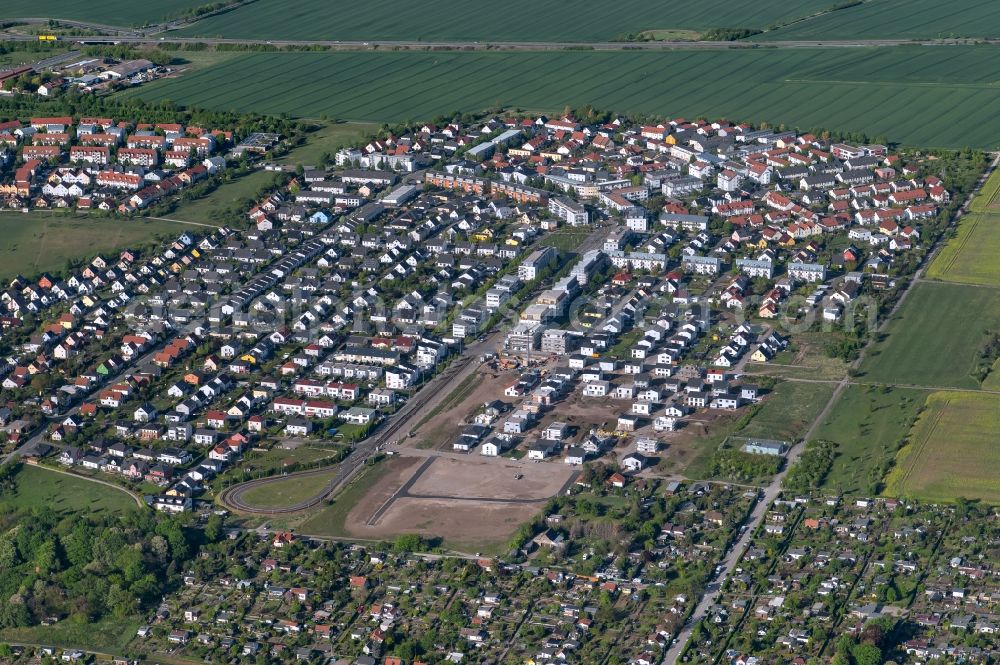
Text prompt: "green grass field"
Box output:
[[236, 470, 340, 510], [0, 465, 137, 516], [926, 212, 1000, 286], [0, 615, 141, 654], [124, 46, 1000, 148], [4, 0, 207, 25], [737, 380, 836, 443], [756, 0, 1000, 41], [811, 385, 925, 494], [884, 391, 1000, 503], [0, 212, 204, 282], [859, 281, 1000, 389], [278, 121, 379, 166], [174, 0, 833, 42]]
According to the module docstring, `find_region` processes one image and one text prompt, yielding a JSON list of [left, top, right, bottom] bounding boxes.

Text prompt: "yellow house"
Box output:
[[664, 134, 678, 145], [471, 228, 495, 242], [240, 352, 258, 364]]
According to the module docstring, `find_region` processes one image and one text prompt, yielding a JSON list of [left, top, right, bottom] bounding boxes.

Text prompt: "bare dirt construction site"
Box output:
[[410, 365, 516, 450], [340, 454, 577, 550]]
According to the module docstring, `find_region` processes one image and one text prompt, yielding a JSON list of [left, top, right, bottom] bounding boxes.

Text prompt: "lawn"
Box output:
[[810, 384, 925, 495], [174, 0, 833, 42], [154, 169, 281, 225], [236, 469, 341, 510], [859, 282, 1000, 389], [4, 0, 208, 25], [124, 46, 1000, 149], [756, 0, 1000, 40], [884, 391, 1000, 503], [926, 212, 1000, 286], [0, 465, 137, 516], [224, 444, 344, 479], [0, 212, 202, 282]]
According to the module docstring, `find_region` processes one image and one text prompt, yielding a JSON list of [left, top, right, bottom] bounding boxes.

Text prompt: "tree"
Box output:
[[851, 642, 882, 665]]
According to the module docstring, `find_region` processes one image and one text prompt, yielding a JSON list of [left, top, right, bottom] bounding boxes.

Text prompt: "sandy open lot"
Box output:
[[350, 496, 543, 548], [410, 365, 517, 450], [407, 456, 575, 500], [339, 454, 575, 549]]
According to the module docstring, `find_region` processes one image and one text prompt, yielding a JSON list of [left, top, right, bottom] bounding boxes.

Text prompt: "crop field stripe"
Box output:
[[127, 48, 1000, 148], [760, 0, 1000, 40], [175, 0, 836, 42]]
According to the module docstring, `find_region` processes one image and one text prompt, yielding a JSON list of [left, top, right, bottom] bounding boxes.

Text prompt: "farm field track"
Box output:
[[858, 281, 1000, 389], [124, 47, 1000, 148], [171, 0, 834, 42], [926, 212, 1000, 286], [756, 0, 1000, 41], [884, 391, 1000, 503], [4, 0, 208, 25]]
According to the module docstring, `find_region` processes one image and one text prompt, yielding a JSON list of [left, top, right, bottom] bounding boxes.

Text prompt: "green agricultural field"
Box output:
[[970, 164, 1000, 212], [236, 470, 340, 510], [125, 46, 1000, 148], [884, 391, 1000, 503], [0, 465, 137, 516], [174, 0, 833, 42], [926, 212, 1000, 286], [810, 384, 925, 495], [859, 281, 1000, 389], [4, 0, 208, 25], [757, 0, 1000, 41], [0, 212, 207, 282]]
